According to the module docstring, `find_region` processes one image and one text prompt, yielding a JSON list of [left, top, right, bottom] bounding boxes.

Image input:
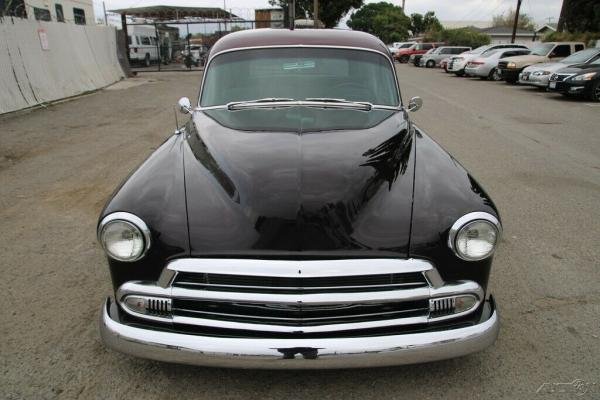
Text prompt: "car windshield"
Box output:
[[481, 49, 501, 58], [201, 48, 399, 107], [530, 43, 554, 56], [472, 45, 491, 54], [427, 48, 439, 54], [561, 49, 599, 63]]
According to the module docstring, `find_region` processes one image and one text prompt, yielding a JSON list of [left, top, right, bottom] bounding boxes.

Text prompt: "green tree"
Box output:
[[424, 27, 491, 48], [557, 0, 600, 33], [268, 0, 363, 28], [492, 8, 535, 30], [411, 11, 442, 36], [347, 2, 411, 43]]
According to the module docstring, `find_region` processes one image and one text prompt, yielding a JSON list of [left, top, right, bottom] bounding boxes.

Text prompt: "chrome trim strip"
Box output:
[[197, 45, 402, 109], [170, 286, 432, 305], [162, 258, 434, 278], [100, 297, 499, 369], [172, 314, 429, 333], [173, 281, 426, 291], [447, 212, 502, 261], [97, 212, 151, 262]]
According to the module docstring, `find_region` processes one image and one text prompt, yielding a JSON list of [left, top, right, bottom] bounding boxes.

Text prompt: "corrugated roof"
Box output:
[[109, 5, 238, 20]]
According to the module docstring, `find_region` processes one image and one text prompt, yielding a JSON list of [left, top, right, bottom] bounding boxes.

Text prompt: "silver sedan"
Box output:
[[465, 48, 530, 80], [519, 48, 600, 88]]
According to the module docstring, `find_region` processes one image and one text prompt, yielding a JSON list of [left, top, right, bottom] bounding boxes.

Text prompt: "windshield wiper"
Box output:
[[227, 98, 295, 111], [304, 98, 373, 111]]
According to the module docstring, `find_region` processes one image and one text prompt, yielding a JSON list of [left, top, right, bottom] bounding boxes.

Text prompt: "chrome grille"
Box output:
[[550, 73, 574, 82], [117, 259, 485, 334]]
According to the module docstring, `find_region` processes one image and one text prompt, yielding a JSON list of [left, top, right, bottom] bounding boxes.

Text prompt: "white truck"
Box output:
[[127, 26, 160, 67]]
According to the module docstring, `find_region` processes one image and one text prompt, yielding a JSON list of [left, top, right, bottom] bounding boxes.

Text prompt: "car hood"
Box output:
[[556, 63, 600, 74], [501, 54, 547, 65], [183, 108, 415, 257], [523, 61, 567, 73]]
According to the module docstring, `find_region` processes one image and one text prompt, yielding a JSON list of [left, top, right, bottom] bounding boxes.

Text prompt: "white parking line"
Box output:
[[584, 103, 600, 107]]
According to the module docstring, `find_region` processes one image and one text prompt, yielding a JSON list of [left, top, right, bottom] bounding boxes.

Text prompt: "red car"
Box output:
[[395, 42, 445, 63]]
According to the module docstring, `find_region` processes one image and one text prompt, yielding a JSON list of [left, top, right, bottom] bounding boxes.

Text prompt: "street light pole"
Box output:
[[314, 0, 318, 27]]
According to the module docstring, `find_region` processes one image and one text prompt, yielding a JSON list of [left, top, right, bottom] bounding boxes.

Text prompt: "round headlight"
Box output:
[[449, 212, 500, 261], [98, 213, 150, 262]]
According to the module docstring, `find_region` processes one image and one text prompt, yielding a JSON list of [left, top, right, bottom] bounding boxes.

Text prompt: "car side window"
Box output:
[[551, 45, 571, 58], [422, 44, 433, 50], [575, 44, 584, 52], [141, 36, 151, 46], [440, 48, 450, 54]]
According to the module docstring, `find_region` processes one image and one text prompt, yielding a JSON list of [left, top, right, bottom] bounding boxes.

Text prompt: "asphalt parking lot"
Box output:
[[1, 65, 598, 399]]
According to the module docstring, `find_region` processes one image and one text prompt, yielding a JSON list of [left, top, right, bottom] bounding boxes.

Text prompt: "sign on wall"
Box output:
[[38, 28, 49, 50]]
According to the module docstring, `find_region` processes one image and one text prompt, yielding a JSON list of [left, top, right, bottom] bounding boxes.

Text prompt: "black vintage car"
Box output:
[[548, 57, 600, 101], [98, 29, 501, 368]]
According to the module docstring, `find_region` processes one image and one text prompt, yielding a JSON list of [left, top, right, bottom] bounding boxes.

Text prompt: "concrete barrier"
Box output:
[[0, 17, 125, 114]]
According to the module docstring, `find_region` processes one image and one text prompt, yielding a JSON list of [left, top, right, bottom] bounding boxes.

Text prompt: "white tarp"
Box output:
[[0, 18, 125, 114]]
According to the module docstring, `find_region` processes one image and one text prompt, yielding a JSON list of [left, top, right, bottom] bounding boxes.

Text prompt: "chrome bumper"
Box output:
[[100, 297, 499, 369]]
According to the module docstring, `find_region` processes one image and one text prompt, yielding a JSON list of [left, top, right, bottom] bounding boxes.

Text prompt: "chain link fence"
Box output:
[[126, 20, 281, 73]]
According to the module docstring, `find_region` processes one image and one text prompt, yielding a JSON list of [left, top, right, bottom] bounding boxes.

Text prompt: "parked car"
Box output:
[[396, 42, 444, 63], [498, 41, 585, 84], [440, 57, 450, 72], [98, 29, 501, 369], [388, 41, 416, 57], [127, 26, 160, 67], [182, 44, 209, 67], [519, 48, 600, 88], [420, 46, 471, 68], [465, 48, 531, 80], [410, 47, 436, 66], [448, 43, 529, 76], [548, 57, 600, 101]]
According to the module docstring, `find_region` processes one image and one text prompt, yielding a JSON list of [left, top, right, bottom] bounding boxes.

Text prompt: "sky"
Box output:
[[96, 0, 563, 26]]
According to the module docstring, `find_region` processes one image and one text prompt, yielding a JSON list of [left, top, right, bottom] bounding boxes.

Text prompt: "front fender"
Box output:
[[98, 134, 189, 290], [410, 128, 500, 291]]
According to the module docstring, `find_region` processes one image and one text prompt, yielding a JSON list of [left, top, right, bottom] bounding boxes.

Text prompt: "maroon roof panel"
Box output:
[[209, 29, 390, 58]]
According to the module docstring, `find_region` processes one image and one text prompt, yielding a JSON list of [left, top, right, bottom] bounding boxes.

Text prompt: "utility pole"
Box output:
[[557, 0, 568, 32], [290, 0, 295, 30], [511, 0, 523, 43], [313, 0, 318, 27], [402, 0, 405, 10]]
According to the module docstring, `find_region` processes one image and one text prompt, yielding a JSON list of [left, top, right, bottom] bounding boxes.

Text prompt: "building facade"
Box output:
[[255, 8, 284, 28], [0, 0, 95, 24]]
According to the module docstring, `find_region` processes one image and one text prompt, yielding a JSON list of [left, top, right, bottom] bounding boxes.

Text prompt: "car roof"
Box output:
[[541, 41, 585, 45], [209, 29, 389, 58]]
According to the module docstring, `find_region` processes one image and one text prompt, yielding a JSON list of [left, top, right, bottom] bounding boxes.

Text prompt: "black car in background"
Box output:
[[548, 57, 600, 101]]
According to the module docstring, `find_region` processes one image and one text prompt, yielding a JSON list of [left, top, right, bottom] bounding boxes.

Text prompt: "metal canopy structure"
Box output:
[[109, 5, 239, 74], [109, 5, 238, 20]]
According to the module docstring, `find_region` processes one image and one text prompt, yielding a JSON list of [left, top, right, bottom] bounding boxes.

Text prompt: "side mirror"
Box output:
[[178, 97, 192, 114], [407, 96, 423, 112]]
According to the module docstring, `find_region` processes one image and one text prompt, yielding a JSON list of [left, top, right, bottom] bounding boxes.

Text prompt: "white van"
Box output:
[[128, 26, 160, 67]]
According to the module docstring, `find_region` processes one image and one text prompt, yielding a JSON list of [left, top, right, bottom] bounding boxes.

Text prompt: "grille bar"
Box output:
[[173, 271, 428, 293]]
